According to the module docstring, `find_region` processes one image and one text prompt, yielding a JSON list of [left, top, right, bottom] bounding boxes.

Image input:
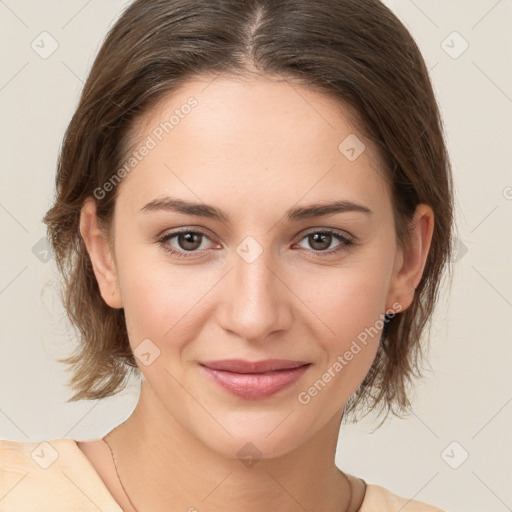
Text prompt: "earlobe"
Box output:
[[386, 204, 434, 313], [79, 196, 123, 309]]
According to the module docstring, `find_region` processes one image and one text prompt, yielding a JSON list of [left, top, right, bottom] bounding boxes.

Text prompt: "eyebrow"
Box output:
[[140, 196, 373, 222]]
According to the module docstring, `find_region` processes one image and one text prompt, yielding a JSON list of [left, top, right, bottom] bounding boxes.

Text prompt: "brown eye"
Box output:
[[307, 233, 333, 251], [296, 229, 354, 256], [176, 232, 203, 251], [158, 228, 217, 259]]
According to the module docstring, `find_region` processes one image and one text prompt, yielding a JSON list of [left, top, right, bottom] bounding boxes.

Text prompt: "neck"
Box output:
[[105, 380, 356, 512]]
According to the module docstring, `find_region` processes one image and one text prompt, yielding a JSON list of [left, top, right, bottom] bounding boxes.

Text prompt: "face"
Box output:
[[82, 74, 430, 460]]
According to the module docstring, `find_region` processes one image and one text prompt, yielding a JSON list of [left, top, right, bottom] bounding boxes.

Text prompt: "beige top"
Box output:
[[0, 438, 445, 511]]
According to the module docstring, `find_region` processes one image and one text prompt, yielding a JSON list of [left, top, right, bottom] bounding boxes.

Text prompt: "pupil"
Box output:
[[310, 233, 331, 250], [180, 232, 200, 251]]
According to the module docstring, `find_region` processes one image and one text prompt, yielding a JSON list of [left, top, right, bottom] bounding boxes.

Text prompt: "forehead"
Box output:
[[116, 75, 391, 219]]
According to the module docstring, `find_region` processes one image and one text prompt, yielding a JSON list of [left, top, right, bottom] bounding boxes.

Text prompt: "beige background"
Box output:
[[1, 1, 511, 511]]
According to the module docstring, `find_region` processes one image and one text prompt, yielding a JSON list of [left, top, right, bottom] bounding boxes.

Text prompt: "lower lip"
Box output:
[[200, 364, 311, 400]]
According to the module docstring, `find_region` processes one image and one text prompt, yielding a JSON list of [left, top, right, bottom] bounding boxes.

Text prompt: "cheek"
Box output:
[[289, 262, 390, 397], [292, 260, 391, 343], [115, 248, 216, 351]]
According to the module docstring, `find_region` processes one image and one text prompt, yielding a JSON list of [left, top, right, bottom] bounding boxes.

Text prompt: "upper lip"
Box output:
[[200, 359, 310, 373]]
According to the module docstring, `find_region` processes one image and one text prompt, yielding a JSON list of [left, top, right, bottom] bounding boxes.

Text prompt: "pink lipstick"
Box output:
[[199, 359, 311, 400]]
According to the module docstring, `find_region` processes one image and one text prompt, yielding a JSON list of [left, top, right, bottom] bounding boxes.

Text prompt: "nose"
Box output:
[[216, 240, 293, 343]]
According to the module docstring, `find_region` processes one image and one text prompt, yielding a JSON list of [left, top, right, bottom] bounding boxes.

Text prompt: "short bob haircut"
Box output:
[[43, 0, 456, 423]]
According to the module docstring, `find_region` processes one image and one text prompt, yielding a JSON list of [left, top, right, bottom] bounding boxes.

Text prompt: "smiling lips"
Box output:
[[199, 359, 311, 399]]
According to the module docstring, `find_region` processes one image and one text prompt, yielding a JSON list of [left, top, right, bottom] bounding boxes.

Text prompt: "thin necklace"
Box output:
[[103, 436, 140, 512], [103, 437, 356, 512]]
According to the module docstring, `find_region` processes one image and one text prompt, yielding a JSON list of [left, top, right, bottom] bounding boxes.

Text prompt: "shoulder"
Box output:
[[0, 438, 122, 512], [361, 483, 445, 512]]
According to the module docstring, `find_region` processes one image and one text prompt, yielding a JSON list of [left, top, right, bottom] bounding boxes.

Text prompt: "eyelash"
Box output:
[[157, 227, 354, 259]]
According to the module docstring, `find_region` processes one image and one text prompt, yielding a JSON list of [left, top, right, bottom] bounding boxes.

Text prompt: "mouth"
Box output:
[[199, 359, 312, 399]]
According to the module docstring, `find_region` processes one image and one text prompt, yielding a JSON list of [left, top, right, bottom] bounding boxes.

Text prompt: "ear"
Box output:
[[386, 204, 434, 313], [79, 196, 123, 309]]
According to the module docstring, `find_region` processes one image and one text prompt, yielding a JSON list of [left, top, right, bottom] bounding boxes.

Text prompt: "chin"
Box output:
[[185, 410, 316, 462]]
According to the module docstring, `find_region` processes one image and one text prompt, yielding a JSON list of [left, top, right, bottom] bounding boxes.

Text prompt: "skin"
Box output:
[[79, 74, 434, 512]]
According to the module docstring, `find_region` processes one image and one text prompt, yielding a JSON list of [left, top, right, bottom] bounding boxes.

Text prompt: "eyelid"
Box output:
[[159, 227, 219, 248], [157, 226, 355, 259], [299, 226, 354, 240], [158, 226, 216, 241], [159, 226, 353, 244], [293, 228, 355, 254]]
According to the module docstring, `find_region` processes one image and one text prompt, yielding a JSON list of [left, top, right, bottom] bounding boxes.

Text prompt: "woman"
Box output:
[[0, 0, 454, 510]]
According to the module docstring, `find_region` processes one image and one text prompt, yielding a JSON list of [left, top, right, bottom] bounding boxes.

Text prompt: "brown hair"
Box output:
[[43, 0, 456, 423]]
